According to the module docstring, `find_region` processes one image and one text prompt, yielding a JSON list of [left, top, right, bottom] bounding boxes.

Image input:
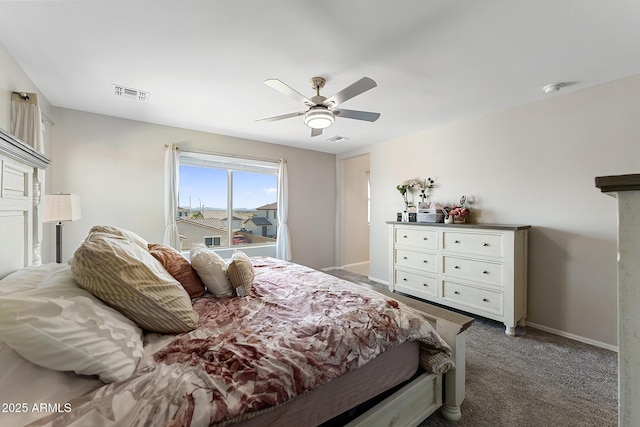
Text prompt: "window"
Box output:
[[204, 236, 221, 247], [178, 152, 279, 251]]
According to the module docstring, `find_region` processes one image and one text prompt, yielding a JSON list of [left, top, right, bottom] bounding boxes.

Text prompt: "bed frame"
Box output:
[[0, 127, 472, 426], [0, 127, 49, 279]]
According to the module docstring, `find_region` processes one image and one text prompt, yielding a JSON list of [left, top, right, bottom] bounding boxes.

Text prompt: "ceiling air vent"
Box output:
[[325, 135, 349, 143], [113, 84, 149, 102]]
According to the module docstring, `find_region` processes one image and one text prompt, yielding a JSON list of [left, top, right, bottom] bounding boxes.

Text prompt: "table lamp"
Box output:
[[42, 193, 82, 263]]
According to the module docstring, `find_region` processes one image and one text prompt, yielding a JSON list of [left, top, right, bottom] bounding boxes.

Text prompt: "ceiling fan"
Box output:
[[257, 76, 380, 137]]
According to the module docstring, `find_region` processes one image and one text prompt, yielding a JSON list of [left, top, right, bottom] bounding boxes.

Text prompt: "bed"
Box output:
[[0, 127, 473, 426]]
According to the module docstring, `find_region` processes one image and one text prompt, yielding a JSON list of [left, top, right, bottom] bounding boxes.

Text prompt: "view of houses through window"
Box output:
[[178, 152, 279, 251]]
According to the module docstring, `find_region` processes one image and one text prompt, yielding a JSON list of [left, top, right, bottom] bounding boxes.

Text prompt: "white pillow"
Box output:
[[0, 264, 144, 383], [0, 263, 52, 297], [190, 244, 234, 297]]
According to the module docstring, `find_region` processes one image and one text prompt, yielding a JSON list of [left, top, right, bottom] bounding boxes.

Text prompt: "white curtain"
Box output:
[[276, 159, 291, 260], [11, 93, 44, 153], [163, 144, 180, 249], [11, 92, 45, 264]]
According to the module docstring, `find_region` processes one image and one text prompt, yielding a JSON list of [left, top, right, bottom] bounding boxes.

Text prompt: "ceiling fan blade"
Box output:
[[311, 128, 323, 137], [335, 108, 380, 122], [324, 77, 377, 107], [264, 79, 314, 106], [256, 111, 304, 123]]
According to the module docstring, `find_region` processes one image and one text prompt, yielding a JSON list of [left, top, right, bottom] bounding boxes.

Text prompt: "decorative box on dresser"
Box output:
[[387, 222, 530, 336]]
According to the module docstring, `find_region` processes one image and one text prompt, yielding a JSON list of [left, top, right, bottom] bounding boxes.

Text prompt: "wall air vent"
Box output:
[[113, 84, 149, 102], [325, 135, 349, 143]]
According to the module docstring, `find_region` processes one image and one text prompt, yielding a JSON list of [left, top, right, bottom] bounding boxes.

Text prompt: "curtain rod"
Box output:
[[164, 145, 281, 164], [11, 91, 55, 126], [12, 91, 30, 101]]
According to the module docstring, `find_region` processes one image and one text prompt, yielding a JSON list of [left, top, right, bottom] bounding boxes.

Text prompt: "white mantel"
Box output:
[[595, 174, 640, 427]]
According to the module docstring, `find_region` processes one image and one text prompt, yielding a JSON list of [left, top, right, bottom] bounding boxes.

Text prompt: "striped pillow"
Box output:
[[226, 251, 254, 296], [70, 232, 199, 333], [89, 225, 149, 250]]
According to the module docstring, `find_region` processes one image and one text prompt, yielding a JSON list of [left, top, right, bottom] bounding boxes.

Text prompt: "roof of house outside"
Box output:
[[244, 217, 273, 226], [256, 202, 277, 210], [177, 217, 227, 231], [202, 210, 250, 221]]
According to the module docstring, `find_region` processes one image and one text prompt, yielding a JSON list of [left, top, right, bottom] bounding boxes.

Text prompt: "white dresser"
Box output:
[[388, 222, 530, 336]]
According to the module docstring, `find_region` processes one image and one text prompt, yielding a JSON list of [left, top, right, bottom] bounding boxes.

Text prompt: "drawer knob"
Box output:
[[403, 278, 408, 281], [403, 235, 408, 238], [454, 291, 460, 295], [483, 243, 489, 247], [482, 298, 489, 302], [423, 260, 428, 263], [403, 256, 408, 260], [454, 265, 460, 269], [454, 240, 460, 243], [483, 270, 489, 274], [422, 283, 429, 287], [423, 237, 428, 240]]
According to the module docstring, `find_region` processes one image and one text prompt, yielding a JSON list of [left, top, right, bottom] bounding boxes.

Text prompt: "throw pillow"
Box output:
[[226, 250, 255, 296], [89, 225, 149, 250], [71, 232, 199, 333], [189, 244, 234, 298], [148, 243, 206, 298]]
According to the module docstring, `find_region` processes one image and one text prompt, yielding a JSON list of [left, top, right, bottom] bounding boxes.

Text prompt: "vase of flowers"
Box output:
[[396, 178, 421, 212], [448, 195, 469, 223], [417, 177, 435, 209]]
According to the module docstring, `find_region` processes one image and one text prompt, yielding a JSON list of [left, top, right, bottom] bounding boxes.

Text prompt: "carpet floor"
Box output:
[[325, 268, 618, 427]]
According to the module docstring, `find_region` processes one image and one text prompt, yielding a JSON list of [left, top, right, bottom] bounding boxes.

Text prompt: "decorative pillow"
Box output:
[[89, 225, 149, 250], [226, 251, 255, 296], [0, 264, 143, 383], [148, 243, 206, 298], [71, 232, 199, 333], [190, 244, 234, 298]]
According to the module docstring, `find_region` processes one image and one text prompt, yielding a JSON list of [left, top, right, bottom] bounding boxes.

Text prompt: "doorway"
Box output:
[[339, 154, 370, 276]]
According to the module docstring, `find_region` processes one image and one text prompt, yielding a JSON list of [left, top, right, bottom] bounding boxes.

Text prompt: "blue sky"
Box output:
[[179, 166, 277, 210]]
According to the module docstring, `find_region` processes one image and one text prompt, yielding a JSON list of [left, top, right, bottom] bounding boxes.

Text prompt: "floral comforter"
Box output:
[[30, 257, 452, 427]]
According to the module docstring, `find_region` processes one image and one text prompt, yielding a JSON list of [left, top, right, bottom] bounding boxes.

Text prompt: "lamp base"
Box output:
[[55, 222, 63, 263]]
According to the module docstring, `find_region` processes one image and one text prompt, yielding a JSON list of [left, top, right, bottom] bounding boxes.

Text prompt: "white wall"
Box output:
[[47, 108, 336, 270], [341, 74, 640, 348]]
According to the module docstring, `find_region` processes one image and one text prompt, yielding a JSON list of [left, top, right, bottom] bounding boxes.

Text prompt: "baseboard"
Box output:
[[526, 321, 618, 352], [341, 261, 369, 269], [367, 275, 388, 286]]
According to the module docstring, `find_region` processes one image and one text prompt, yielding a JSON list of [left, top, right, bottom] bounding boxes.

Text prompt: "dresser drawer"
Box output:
[[395, 270, 438, 298], [442, 281, 503, 316], [396, 249, 438, 273], [395, 227, 438, 250], [442, 255, 503, 286], [442, 231, 503, 258]]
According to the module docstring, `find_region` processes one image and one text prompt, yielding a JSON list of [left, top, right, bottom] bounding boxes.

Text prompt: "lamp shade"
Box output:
[[42, 193, 82, 223]]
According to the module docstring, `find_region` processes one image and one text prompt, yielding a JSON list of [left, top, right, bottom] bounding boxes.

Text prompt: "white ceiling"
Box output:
[[1, 1, 639, 155]]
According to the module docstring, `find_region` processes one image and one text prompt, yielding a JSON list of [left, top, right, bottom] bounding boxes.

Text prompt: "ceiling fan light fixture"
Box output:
[[304, 108, 335, 129]]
